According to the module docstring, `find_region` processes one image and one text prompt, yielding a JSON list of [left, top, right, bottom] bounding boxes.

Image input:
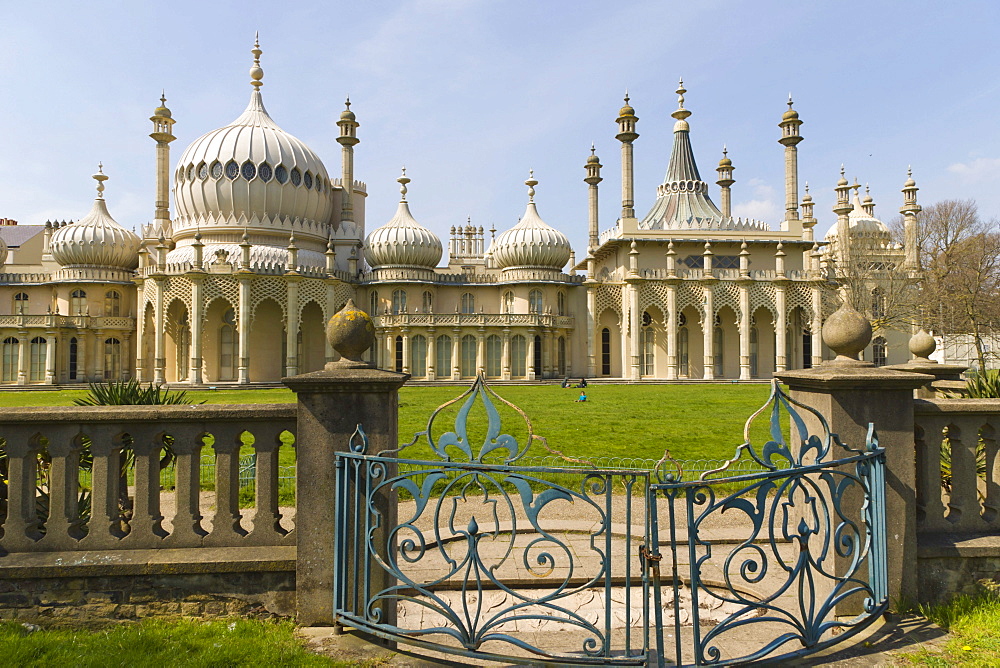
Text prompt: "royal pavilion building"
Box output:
[[0, 41, 920, 386]]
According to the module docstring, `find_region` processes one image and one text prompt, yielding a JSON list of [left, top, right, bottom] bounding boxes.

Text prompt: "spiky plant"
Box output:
[[73, 378, 203, 406]]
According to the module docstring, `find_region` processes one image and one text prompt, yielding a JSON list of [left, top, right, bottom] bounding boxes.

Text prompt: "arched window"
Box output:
[[557, 292, 566, 316], [395, 336, 404, 372], [534, 335, 542, 376], [558, 336, 566, 376], [679, 327, 689, 377], [502, 291, 514, 314], [177, 313, 190, 381], [2, 337, 18, 382], [436, 335, 452, 377], [461, 293, 475, 314], [69, 337, 78, 381], [70, 289, 87, 316], [422, 291, 433, 314], [105, 290, 121, 317], [392, 289, 407, 315], [410, 335, 427, 378], [460, 335, 477, 377], [749, 327, 759, 378], [485, 335, 502, 377], [369, 290, 379, 316], [713, 327, 724, 377], [13, 292, 28, 315], [871, 288, 885, 320], [219, 322, 237, 381], [510, 335, 526, 377], [528, 289, 543, 314], [601, 328, 611, 376], [641, 326, 655, 376], [104, 338, 122, 380], [29, 336, 45, 381], [873, 336, 888, 367]]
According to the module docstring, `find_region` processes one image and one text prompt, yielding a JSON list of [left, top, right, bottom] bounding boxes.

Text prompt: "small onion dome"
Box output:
[[340, 99, 357, 122], [782, 95, 800, 121], [618, 93, 635, 118], [153, 93, 172, 118], [718, 154, 732, 168], [364, 170, 442, 269], [586, 151, 601, 165], [51, 167, 140, 270], [492, 173, 572, 270]]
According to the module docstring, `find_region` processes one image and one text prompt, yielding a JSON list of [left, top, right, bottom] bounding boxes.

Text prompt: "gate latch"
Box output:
[[639, 544, 662, 568]]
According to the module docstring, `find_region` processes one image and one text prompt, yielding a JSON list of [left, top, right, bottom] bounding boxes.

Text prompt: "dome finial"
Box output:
[[525, 169, 538, 202], [672, 77, 691, 122], [160, 90, 167, 106], [398, 166, 410, 201], [93, 163, 108, 199], [345, 96, 351, 109], [787, 93, 794, 109], [250, 33, 264, 89]]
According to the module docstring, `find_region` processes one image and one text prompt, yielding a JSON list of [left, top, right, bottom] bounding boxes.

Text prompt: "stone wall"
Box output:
[[918, 535, 1000, 605]]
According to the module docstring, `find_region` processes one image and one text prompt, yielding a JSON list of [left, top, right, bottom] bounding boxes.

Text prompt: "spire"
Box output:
[[93, 163, 108, 199], [250, 33, 264, 89], [672, 78, 691, 125]]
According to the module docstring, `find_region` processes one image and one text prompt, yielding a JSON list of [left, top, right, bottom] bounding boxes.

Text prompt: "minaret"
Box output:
[[149, 91, 176, 232], [800, 183, 816, 241], [863, 184, 876, 217], [584, 144, 603, 252], [615, 92, 639, 219], [337, 97, 360, 233], [833, 167, 853, 266], [901, 167, 921, 273], [716, 146, 735, 218], [778, 95, 803, 230]]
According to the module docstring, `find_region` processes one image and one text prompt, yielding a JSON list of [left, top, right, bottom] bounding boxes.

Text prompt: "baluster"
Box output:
[[1, 427, 44, 551], [37, 425, 85, 549], [946, 419, 985, 531], [205, 427, 247, 545], [915, 417, 947, 530], [163, 426, 208, 547], [982, 424, 999, 524], [80, 426, 126, 548], [247, 427, 286, 545], [122, 428, 167, 546]]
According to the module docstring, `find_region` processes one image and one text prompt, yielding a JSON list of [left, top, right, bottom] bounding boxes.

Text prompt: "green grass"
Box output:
[[900, 587, 1000, 666], [0, 618, 349, 667]]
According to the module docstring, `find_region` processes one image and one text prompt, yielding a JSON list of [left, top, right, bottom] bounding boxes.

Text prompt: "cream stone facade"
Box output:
[[0, 44, 920, 386]]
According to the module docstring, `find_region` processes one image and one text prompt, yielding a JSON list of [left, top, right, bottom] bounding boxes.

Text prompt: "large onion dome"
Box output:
[[171, 38, 334, 247], [50, 167, 140, 270], [491, 173, 572, 271], [364, 171, 442, 269], [825, 189, 891, 241]]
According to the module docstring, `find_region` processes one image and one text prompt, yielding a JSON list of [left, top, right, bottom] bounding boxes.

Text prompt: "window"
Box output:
[[198, 162, 209, 179], [177, 313, 190, 381], [871, 288, 885, 320], [681, 255, 740, 269], [713, 327, 724, 376], [70, 289, 87, 316], [29, 336, 45, 381], [395, 336, 403, 373], [534, 335, 542, 376], [220, 321, 237, 381], [290, 168, 302, 186], [558, 336, 566, 376], [510, 335, 526, 377], [679, 328, 689, 377], [104, 290, 121, 317], [411, 335, 427, 378], [460, 335, 477, 377], [750, 327, 759, 377], [601, 328, 611, 376], [873, 336, 887, 367], [502, 291, 514, 314], [369, 290, 379, 316], [210, 161, 223, 179], [303, 171, 313, 189], [803, 329, 813, 369], [486, 335, 502, 377], [259, 163, 273, 182], [436, 335, 452, 377], [422, 291, 433, 314], [104, 338, 122, 380], [641, 326, 655, 375], [460, 293, 475, 314], [241, 161, 256, 180], [2, 337, 18, 382], [69, 337, 78, 380], [557, 292, 566, 316], [392, 289, 407, 315], [528, 289, 543, 314], [275, 164, 288, 184], [13, 292, 28, 315]]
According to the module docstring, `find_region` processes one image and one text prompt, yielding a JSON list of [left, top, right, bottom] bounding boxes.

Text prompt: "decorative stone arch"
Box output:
[[250, 277, 288, 323]]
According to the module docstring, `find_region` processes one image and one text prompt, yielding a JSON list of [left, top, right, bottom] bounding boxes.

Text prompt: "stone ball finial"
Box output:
[[909, 328, 936, 361], [326, 299, 375, 368], [822, 301, 873, 363]]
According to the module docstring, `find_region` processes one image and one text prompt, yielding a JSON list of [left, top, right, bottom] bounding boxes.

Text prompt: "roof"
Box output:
[[0, 225, 45, 247]]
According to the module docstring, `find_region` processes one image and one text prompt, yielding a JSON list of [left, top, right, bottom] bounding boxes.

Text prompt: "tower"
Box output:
[[778, 95, 803, 230], [584, 145, 602, 252], [901, 168, 921, 273], [716, 146, 735, 218], [833, 167, 853, 266], [149, 92, 176, 233], [615, 93, 638, 219], [337, 97, 360, 234]]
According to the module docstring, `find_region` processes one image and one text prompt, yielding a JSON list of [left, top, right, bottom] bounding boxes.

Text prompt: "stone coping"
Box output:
[[918, 532, 1000, 559], [0, 546, 295, 578], [0, 404, 296, 422], [777, 366, 931, 390], [913, 397, 1000, 414]]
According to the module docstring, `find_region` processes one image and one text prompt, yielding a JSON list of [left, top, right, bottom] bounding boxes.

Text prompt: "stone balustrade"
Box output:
[[0, 404, 297, 555], [0, 314, 135, 329], [373, 312, 574, 329]]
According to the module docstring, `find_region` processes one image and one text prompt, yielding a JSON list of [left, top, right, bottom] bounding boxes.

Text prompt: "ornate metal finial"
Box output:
[[804, 182, 810, 195], [723, 144, 728, 158], [398, 166, 409, 200], [590, 143, 596, 155], [852, 178, 861, 193], [93, 163, 108, 198], [672, 77, 691, 121], [624, 89, 629, 105], [525, 169, 537, 201], [345, 96, 351, 109], [160, 90, 167, 106], [250, 33, 264, 89], [787, 93, 794, 109]]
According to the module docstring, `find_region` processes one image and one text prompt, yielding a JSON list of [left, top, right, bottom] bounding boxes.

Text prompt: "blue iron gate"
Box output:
[[333, 377, 888, 666]]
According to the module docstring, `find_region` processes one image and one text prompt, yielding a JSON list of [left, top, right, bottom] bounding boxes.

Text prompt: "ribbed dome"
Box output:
[[825, 191, 890, 241], [172, 87, 334, 236], [51, 188, 140, 270], [364, 199, 442, 269], [492, 192, 572, 271]]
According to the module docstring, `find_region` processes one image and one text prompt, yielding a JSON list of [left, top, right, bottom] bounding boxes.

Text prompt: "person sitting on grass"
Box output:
[[576, 391, 587, 402], [561, 376, 571, 388]]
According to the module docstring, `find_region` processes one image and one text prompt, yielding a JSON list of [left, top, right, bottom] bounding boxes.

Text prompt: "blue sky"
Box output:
[[2, 1, 999, 257]]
